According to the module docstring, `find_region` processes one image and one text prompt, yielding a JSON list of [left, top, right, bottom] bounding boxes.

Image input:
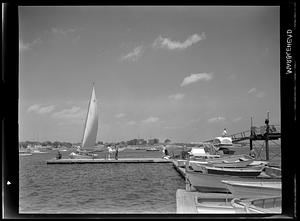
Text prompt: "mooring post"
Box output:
[[250, 116, 253, 151], [265, 112, 270, 161]]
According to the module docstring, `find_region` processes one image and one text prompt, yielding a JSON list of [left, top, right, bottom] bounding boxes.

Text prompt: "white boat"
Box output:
[[19, 153, 32, 156], [186, 169, 281, 193], [221, 180, 281, 198], [31, 149, 48, 154], [212, 136, 236, 154], [213, 136, 233, 147], [69, 84, 99, 159], [146, 147, 159, 151], [190, 154, 255, 169], [59, 149, 68, 152], [264, 166, 281, 178], [176, 189, 248, 214], [191, 163, 264, 177], [195, 194, 238, 214], [231, 196, 281, 213]]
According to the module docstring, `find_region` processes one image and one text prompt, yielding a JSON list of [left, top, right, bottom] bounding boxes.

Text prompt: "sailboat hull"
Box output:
[[69, 152, 97, 159]]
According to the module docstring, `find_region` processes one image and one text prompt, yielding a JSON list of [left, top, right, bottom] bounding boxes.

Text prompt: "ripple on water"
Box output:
[[19, 152, 185, 213]]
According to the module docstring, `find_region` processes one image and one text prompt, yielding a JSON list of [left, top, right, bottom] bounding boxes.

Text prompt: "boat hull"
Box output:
[[222, 181, 281, 198], [191, 163, 264, 177], [19, 153, 32, 156], [205, 166, 263, 177], [69, 152, 97, 159], [186, 170, 281, 193], [231, 197, 282, 213], [209, 159, 254, 168]]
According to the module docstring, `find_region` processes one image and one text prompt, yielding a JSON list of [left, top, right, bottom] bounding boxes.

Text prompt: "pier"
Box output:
[[46, 158, 174, 164]]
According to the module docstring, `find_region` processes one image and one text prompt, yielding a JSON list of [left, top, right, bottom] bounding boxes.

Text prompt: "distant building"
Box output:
[[148, 138, 159, 145]]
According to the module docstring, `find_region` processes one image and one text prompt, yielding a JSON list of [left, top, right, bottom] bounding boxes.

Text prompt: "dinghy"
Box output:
[[221, 180, 281, 198]]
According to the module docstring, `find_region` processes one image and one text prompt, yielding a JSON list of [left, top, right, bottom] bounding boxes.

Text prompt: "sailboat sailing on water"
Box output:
[[69, 84, 99, 159]]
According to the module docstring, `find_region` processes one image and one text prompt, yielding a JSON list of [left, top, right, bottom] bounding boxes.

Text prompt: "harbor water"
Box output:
[[19, 149, 185, 214]]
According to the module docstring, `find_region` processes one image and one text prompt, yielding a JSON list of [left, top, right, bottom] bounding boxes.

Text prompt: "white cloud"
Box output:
[[120, 45, 144, 62], [27, 104, 40, 112], [248, 88, 257, 94], [115, 113, 126, 118], [152, 33, 205, 50], [181, 73, 213, 87], [126, 120, 137, 126], [19, 40, 30, 52], [52, 106, 86, 119], [51, 27, 76, 36], [19, 38, 42, 52], [27, 104, 55, 114], [207, 116, 226, 123], [37, 105, 55, 114], [169, 93, 185, 100], [142, 116, 160, 124], [248, 88, 266, 98], [232, 117, 242, 122]]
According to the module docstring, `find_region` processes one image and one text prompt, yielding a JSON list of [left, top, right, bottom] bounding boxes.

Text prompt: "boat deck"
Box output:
[[176, 189, 234, 213], [46, 158, 173, 164]]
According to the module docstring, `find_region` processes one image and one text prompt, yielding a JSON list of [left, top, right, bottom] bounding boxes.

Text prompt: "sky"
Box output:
[[19, 6, 280, 143]]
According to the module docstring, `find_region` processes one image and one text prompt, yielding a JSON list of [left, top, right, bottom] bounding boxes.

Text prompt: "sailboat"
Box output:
[[69, 84, 99, 159]]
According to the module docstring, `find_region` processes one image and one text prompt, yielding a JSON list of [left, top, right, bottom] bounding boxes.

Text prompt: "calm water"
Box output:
[[19, 149, 185, 214]]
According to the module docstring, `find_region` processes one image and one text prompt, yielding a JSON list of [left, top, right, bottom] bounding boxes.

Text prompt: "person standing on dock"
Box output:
[[115, 146, 119, 160], [162, 145, 166, 158], [222, 128, 227, 137], [56, 150, 62, 160], [107, 146, 112, 160]]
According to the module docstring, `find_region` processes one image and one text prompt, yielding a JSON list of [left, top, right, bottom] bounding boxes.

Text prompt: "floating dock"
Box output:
[[172, 160, 187, 178], [46, 158, 174, 164]]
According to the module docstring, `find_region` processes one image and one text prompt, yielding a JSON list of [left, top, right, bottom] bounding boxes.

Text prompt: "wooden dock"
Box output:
[[172, 160, 187, 178], [46, 158, 173, 164]]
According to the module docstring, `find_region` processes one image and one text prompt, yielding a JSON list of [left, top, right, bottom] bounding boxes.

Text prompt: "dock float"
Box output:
[[46, 158, 174, 164], [172, 160, 187, 178]]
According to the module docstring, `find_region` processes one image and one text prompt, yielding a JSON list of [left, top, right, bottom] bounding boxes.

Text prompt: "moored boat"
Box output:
[[264, 166, 281, 178], [31, 149, 48, 154], [146, 147, 159, 151], [19, 153, 32, 156], [191, 163, 264, 177], [221, 180, 281, 198], [185, 169, 281, 193], [195, 194, 237, 214], [204, 165, 264, 177]]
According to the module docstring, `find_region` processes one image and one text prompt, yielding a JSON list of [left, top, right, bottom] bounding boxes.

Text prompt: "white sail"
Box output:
[[81, 85, 98, 149]]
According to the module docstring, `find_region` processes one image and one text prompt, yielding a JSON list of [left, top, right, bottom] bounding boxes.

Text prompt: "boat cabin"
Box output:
[[213, 137, 233, 147]]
